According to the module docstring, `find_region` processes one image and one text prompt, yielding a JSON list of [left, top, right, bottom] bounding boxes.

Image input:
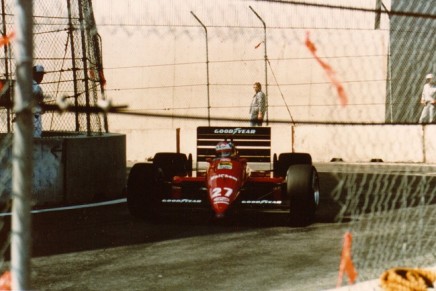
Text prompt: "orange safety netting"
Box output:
[[0, 32, 15, 47], [305, 31, 348, 107], [0, 271, 11, 291]]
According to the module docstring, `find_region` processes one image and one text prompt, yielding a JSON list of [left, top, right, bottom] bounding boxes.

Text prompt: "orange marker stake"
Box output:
[[336, 231, 358, 288]]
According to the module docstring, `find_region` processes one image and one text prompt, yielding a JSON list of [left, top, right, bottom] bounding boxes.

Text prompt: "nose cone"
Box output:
[[212, 196, 230, 217]]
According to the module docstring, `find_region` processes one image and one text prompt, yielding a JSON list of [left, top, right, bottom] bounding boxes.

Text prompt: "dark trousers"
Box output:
[[250, 118, 263, 127]]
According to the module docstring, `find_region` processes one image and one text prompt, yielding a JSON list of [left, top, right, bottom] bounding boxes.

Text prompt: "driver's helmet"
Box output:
[[215, 141, 235, 158]]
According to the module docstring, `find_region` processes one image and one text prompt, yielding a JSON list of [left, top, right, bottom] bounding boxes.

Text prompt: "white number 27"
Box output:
[[211, 187, 233, 198]]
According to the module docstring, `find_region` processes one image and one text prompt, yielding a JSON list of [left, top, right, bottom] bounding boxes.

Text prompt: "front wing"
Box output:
[[158, 175, 289, 212]]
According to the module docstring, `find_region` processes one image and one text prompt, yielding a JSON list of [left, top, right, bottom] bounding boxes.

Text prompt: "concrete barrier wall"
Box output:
[[292, 125, 430, 163], [124, 125, 436, 164], [0, 133, 127, 206], [63, 133, 126, 204], [33, 138, 65, 204]]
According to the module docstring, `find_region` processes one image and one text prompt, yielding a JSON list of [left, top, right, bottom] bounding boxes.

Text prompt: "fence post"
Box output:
[[1, 0, 12, 133], [67, 0, 80, 132], [249, 6, 268, 125], [12, 0, 33, 289], [78, 0, 91, 134], [190, 11, 210, 126]]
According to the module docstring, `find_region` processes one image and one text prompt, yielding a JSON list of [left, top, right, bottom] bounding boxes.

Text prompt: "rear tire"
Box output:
[[126, 163, 160, 220], [286, 164, 320, 227], [153, 152, 189, 180]]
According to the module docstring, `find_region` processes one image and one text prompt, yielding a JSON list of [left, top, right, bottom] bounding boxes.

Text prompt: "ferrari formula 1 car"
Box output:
[[127, 127, 320, 226]]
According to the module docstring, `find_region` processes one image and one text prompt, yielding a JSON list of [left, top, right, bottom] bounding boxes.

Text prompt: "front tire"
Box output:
[[126, 163, 160, 220], [286, 164, 320, 226]]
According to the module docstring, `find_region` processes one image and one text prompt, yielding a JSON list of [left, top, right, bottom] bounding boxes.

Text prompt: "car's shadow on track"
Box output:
[[0, 204, 341, 262], [27, 202, 341, 259]]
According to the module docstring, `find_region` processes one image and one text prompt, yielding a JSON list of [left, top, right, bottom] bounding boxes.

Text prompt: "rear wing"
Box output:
[[196, 127, 271, 167]]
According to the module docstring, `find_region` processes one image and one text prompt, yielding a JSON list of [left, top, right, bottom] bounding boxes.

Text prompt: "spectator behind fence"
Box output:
[[249, 82, 266, 126], [33, 64, 45, 137], [418, 73, 436, 124]]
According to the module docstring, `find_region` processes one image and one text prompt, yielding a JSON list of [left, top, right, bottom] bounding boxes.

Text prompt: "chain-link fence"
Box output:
[[389, 1, 436, 122], [0, 0, 107, 286], [86, 0, 435, 136], [1, 0, 436, 289], [91, 0, 436, 285], [0, 0, 106, 135]]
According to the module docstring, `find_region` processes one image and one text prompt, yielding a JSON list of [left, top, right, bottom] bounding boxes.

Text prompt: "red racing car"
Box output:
[[127, 127, 320, 226]]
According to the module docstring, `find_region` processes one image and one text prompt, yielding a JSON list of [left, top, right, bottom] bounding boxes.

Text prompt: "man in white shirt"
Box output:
[[249, 82, 266, 126], [418, 73, 436, 123]]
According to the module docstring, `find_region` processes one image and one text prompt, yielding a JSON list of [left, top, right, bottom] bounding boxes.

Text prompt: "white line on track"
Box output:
[[0, 198, 127, 217]]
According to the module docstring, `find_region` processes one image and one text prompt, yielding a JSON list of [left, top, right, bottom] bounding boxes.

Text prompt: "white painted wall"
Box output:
[[90, 0, 434, 164], [126, 125, 436, 164], [293, 124, 428, 163]]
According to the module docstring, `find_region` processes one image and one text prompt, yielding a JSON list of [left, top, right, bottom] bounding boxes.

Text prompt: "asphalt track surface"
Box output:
[[2, 163, 436, 290]]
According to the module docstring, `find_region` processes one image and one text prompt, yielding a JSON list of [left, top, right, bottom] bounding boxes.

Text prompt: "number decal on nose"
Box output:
[[211, 187, 233, 198]]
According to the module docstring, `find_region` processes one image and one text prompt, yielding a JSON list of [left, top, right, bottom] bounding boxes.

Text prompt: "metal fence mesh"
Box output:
[[0, 0, 106, 282], [1, 0, 436, 289], [88, 0, 435, 131], [0, 0, 106, 135], [89, 0, 436, 285]]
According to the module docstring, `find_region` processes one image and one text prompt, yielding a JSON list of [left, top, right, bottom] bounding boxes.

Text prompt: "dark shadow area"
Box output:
[[26, 171, 345, 258], [28, 203, 316, 258], [1, 168, 434, 260]]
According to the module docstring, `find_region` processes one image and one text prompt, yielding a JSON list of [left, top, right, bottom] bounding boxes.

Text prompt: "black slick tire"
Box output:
[[126, 163, 160, 220], [286, 164, 320, 227]]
